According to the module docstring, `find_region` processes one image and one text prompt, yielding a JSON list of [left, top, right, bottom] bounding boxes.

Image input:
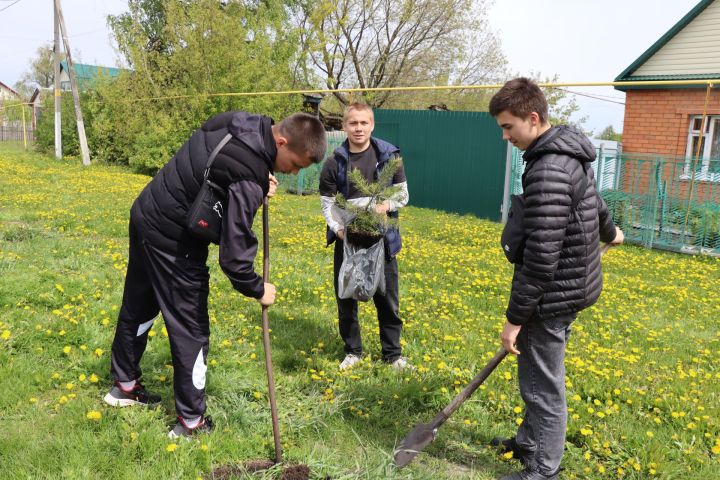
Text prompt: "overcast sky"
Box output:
[[0, 0, 704, 134]]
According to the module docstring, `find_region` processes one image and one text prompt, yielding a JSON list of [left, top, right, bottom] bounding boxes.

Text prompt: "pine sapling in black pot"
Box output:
[[335, 158, 405, 249]]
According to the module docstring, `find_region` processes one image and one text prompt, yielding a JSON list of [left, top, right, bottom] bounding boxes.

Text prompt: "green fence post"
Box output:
[[297, 169, 305, 196], [501, 141, 513, 223]]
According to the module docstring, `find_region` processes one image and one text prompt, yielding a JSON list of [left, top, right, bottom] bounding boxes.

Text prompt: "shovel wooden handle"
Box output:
[[429, 347, 508, 430], [261, 197, 282, 463]]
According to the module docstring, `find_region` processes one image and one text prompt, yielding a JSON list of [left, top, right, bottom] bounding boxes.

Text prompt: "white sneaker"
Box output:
[[390, 356, 411, 371], [339, 354, 361, 370]]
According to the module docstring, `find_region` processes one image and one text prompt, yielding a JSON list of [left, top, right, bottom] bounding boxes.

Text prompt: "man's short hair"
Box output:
[[489, 77, 549, 123], [277, 113, 327, 164], [343, 102, 374, 122]]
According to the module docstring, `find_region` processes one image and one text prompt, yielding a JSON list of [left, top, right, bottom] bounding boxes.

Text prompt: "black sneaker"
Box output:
[[103, 380, 161, 407], [491, 436, 532, 466], [168, 415, 214, 439], [498, 466, 559, 480]]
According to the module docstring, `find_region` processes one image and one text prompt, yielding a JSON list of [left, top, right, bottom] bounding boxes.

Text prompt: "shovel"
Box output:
[[261, 197, 282, 463], [394, 347, 508, 467], [394, 242, 617, 467]]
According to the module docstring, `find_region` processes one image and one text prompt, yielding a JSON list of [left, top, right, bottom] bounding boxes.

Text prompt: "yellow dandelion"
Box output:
[[1, 330, 11, 340], [166, 443, 178, 452], [86, 411, 102, 421], [89, 374, 99, 383], [63, 346, 72, 354]]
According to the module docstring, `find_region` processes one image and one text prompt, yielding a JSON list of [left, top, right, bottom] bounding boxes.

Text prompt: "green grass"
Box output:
[[1, 142, 719, 479]]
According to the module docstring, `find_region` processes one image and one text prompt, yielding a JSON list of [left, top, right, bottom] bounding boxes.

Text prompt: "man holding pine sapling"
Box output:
[[319, 102, 410, 371]]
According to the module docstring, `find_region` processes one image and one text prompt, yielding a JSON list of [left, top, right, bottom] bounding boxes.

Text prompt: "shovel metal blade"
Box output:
[[393, 422, 437, 467]]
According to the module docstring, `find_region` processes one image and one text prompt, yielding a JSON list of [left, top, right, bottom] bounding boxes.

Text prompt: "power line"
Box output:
[[552, 87, 626, 106], [0, 0, 23, 13]]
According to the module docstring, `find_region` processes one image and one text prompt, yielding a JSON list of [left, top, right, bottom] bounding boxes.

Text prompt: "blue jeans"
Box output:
[[515, 313, 576, 476]]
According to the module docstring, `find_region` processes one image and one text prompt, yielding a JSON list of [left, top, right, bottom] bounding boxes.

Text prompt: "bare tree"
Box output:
[[294, 0, 507, 109]]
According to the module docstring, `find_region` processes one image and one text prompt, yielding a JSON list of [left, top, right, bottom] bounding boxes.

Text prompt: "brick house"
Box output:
[[615, 0, 720, 185], [0, 81, 20, 101], [610, 0, 720, 253], [0, 81, 22, 129]]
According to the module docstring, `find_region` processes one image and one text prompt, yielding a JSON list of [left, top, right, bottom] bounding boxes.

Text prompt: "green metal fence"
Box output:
[[509, 147, 720, 256], [276, 131, 346, 195], [373, 109, 507, 220], [280, 109, 508, 221]]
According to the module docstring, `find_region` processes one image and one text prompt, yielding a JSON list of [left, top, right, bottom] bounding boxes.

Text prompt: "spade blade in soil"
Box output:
[[393, 422, 437, 467]]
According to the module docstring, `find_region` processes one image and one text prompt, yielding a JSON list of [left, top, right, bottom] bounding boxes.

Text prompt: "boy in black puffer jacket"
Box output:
[[104, 112, 326, 438], [488, 78, 624, 480]]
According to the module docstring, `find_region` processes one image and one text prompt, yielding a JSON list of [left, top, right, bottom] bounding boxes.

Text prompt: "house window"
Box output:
[[684, 115, 720, 181]]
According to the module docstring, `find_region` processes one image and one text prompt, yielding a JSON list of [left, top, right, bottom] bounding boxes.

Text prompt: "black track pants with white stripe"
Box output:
[[110, 219, 210, 419]]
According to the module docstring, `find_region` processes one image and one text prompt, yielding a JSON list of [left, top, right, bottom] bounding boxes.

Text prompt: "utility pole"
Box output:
[[53, 0, 61, 159], [54, 0, 90, 166]]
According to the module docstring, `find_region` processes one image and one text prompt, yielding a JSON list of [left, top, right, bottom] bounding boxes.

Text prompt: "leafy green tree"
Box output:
[[598, 124, 622, 142], [86, 0, 302, 172], [35, 93, 80, 156]]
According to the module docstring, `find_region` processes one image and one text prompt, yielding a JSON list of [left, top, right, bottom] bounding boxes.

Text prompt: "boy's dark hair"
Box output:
[[277, 113, 327, 164], [489, 77, 549, 123]]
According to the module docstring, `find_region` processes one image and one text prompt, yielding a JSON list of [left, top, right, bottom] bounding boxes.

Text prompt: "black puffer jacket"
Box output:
[[506, 126, 617, 325], [131, 111, 274, 261]]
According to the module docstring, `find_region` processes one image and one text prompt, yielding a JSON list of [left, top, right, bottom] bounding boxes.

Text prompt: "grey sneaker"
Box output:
[[339, 354, 361, 370], [168, 415, 214, 439], [103, 380, 161, 407]]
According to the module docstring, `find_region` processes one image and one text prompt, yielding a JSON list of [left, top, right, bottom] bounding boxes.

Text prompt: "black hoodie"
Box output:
[[506, 125, 617, 325]]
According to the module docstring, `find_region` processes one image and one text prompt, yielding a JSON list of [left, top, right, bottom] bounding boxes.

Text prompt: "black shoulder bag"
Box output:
[[186, 133, 233, 244], [501, 163, 588, 264]]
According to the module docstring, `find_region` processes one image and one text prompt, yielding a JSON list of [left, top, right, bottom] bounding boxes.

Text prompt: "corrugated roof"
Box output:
[[59, 61, 124, 86], [615, 0, 719, 90]]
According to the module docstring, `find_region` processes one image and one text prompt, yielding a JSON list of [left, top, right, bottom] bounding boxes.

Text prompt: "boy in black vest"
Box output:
[[319, 102, 410, 370], [104, 112, 327, 438], [489, 79, 623, 479]]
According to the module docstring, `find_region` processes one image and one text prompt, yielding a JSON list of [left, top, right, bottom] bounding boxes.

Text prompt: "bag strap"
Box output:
[[203, 133, 233, 180]]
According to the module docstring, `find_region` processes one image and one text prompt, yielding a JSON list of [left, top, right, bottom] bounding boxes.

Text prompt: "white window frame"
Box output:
[[683, 115, 720, 182]]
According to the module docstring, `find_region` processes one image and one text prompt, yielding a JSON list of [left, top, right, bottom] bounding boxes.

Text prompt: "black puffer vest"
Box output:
[[131, 111, 274, 261]]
